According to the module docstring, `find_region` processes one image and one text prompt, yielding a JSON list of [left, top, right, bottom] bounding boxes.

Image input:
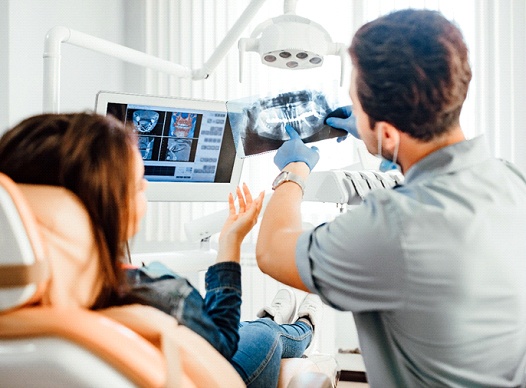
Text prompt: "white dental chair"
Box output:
[[0, 172, 337, 388]]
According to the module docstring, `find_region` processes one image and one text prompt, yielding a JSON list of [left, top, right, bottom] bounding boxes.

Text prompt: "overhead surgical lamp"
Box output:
[[238, 13, 346, 84], [43, 0, 347, 113]]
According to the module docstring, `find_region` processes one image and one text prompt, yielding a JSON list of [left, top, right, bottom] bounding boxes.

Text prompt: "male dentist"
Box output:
[[256, 9, 526, 388]]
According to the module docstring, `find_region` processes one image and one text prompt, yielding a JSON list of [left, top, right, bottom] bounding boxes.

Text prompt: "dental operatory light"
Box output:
[[238, 12, 347, 84], [43, 0, 347, 113]]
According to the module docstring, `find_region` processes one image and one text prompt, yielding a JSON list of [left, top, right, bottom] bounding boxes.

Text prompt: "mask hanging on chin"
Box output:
[[377, 127, 401, 172], [379, 158, 400, 172]]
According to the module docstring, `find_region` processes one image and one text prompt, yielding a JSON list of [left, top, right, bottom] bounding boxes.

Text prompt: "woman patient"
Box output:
[[0, 112, 322, 388]]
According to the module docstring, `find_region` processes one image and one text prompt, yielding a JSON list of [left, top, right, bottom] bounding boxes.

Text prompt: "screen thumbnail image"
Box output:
[[130, 109, 167, 136], [165, 138, 192, 162], [138, 136, 155, 160], [169, 112, 197, 138]]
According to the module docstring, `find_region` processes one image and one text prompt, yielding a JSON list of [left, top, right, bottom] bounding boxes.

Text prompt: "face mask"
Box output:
[[377, 128, 400, 172]]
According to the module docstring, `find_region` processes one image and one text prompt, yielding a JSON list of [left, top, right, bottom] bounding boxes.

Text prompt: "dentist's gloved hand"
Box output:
[[325, 105, 360, 142], [274, 125, 320, 171]]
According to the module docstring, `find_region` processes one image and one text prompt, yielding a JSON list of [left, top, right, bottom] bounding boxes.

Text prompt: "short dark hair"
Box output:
[[349, 9, 472, 141], [0, 112, 137, 308]]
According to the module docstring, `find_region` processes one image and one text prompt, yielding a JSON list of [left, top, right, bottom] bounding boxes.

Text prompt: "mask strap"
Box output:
[[377, 126, 400, 166], [377, 127, 382, 159], [392, 139, 399, 165]]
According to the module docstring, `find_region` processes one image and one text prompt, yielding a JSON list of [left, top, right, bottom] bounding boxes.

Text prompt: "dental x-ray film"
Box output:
[[227, 90, 346, 157]]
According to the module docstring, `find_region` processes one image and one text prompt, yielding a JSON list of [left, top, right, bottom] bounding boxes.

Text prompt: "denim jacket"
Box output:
[[118, 261, 242, 359]]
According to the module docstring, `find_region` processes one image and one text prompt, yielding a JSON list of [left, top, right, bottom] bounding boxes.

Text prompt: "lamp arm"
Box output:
[[43, 0, 268, 113], [43, 26, 193, 113], [336, 43, 348, 87], [284, 0, 299, 14], [193, 0, 267, 80]]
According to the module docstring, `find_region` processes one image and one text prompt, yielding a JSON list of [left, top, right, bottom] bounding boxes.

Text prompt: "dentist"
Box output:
[[256, 8, 526, 388]]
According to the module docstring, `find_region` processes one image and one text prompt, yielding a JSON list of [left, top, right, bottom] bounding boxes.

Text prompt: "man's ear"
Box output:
[[375, 121, 400, 153]]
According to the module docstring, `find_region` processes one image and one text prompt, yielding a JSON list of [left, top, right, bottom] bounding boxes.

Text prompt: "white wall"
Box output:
[[474, 0, 526, 171], [2, 0, 126, 131], [0, 1, 9, 133]]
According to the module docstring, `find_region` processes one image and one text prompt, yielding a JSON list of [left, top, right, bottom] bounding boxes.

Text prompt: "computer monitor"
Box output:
[[95, 91, 243, 202]]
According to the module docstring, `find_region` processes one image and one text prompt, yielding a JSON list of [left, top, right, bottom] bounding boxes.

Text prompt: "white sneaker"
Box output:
[[257, 289, 297, 324], [297, 293, 323, 330], [297, 293, 323, 356]]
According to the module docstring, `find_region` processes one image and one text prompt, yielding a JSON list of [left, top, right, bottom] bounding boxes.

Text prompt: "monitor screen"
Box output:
[[95, 91, 243, 202]]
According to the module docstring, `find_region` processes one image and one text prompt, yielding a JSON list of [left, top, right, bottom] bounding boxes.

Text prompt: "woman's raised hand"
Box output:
[[217, 183, 264, 263]]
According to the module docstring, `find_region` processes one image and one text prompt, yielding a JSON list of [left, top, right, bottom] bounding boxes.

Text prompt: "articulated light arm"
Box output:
[[43, 26, 192, 113], [192, 0, 267, 81], [43, 0, 267, 113]]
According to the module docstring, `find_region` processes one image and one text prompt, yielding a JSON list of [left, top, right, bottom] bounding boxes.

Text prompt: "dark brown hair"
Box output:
[[0, 112, 137, 308], [349, 9, 472, 141]]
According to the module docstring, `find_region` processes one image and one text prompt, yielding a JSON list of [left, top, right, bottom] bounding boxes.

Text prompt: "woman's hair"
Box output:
[[0, 112, 138, 308], [349, 9, 472, 141]]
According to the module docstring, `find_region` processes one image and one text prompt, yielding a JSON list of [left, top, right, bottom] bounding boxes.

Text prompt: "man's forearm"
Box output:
[[256, 162, 310, 290]]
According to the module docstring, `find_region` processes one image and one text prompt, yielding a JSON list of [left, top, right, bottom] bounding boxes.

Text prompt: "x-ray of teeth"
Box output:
[[138, 136, 155, 160], [165, 138, 192, 161], [227, 90, 347, 157], [247, 90, 331, 140], [133, 110, 159, 133]]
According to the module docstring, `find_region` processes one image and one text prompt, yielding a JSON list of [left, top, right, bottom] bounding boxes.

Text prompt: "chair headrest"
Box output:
[[0, 173, 48, 312], [0, 172, 103, 312], [17, 184, 103, 308]]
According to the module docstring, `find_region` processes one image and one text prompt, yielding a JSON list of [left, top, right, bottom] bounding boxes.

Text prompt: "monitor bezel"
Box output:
[[95, 91, 244, 202]]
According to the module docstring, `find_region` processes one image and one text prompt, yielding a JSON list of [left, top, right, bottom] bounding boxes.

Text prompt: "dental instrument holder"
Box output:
[[42, 0, 346, 113], [302, 169, 404, 211]]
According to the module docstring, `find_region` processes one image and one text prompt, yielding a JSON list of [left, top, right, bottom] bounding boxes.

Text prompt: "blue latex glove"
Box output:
[[274, 125, 320, 171], [325, 105, 360, 142]]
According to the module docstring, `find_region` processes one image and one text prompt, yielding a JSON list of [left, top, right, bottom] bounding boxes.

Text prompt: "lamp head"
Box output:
[[256, 15, 329, 69], [238, 14, 346, 84]]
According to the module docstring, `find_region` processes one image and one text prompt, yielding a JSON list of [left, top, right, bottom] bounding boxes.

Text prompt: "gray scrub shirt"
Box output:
[[297, 136, 526, 387]]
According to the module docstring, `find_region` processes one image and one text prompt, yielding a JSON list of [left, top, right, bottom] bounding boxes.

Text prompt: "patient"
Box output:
[[0, 112, 321, 388]]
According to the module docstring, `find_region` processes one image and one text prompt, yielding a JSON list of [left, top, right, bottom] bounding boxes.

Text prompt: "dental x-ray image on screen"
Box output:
[[227, 90, 346, 157], [133, 110, 159, 133], [96, 91, 243, 202], [166, 138, 192, 161]]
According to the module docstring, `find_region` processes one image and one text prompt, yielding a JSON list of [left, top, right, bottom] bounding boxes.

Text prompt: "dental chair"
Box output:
[[0, 172, 337, 387]]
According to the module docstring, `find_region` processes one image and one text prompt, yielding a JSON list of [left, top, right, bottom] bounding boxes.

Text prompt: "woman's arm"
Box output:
[[216, 183, 264, 263]]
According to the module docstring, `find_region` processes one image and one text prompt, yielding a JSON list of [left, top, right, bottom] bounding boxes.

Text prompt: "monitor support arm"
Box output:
[[43, 0, 267, 113]]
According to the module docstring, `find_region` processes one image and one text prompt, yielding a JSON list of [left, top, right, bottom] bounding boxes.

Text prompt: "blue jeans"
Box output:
[[232, 318, 313, 388], [120, 261, 313, 387]]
